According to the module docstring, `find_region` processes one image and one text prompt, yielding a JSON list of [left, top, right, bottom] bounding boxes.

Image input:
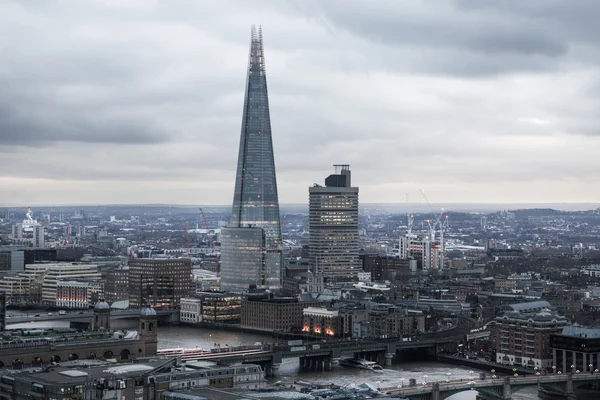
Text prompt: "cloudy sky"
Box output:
[[1, 0, 600, 206]]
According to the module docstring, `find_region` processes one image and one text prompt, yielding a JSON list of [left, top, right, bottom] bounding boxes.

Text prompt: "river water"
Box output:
[[6, 319, 539, 399]]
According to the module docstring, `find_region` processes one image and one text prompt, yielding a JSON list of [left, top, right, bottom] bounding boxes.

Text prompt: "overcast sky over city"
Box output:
[[1, 0, 600, 206]]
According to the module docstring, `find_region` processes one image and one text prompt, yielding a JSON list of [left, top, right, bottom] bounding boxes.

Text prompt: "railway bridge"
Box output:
[[383, 373, 600, 400], [170, 336, 458, 376]]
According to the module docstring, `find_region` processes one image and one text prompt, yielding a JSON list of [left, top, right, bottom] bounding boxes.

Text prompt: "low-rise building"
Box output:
[[0, 357, 265, 399], [41, 263, 102, 306], [241, 294, 325, 332], [199, 292, 241, 323], [303, 307, 339, 336], [551, 325, 600, 373], [56, 280, 103, 309], [180, 297, 203, 323]]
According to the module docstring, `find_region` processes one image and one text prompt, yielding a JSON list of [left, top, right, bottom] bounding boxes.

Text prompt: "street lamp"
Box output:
[[491, 369, 496, 379], [446, 372, 451, 382], [552, 365, 556, 374], [576, 370, 580, 374], [423, 375, 428, 384], [590, 363, 593, 373], [399, 378, 405, 388]]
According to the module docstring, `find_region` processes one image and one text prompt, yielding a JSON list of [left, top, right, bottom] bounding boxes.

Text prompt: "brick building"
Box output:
[[494, 302, 568, 369]]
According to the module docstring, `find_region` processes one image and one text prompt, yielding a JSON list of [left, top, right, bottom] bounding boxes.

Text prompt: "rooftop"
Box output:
[[505, 300, 552, 312], [560, 325, 600, 339]]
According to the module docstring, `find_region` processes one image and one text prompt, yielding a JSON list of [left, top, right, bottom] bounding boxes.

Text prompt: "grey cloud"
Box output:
[[0, 0, 599, 205]]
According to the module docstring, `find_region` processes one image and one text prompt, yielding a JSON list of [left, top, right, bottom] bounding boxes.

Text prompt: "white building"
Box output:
[[56, 280, 103, 309], [180, 297, 203, 323], [0, 264, 49, 304], [40, 263, 102, 306]]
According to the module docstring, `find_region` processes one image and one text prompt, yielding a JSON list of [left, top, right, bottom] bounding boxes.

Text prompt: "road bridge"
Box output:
[[383, 373, 600, 400]]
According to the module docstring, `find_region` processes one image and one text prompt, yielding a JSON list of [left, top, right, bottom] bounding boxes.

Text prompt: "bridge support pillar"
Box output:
[[385, 353, 394, 367], [503, 376, 512, 399], [265, 363, 280, 377], [324, 358, 331, 371], [432, 383, 440, 400]]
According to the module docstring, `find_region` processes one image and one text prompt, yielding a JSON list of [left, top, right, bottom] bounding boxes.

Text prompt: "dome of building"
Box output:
[[140, 306, 157, 317], [94, 299, 110, 310]]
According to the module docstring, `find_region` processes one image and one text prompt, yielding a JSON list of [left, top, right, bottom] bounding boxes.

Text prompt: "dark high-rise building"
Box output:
[[128, 259, 192, 309], [309, 165, 359, 282], [221, 26, 283, 292]]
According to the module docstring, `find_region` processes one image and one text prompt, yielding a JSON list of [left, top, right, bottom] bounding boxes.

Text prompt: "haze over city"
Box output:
[[2, 0, 600, 206]]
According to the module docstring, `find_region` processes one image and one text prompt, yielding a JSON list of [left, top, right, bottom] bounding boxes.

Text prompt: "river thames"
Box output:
[[6, 319, 539, 399]]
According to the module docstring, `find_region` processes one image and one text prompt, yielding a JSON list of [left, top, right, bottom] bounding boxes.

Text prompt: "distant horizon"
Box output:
[[1, 202, 598, 214]]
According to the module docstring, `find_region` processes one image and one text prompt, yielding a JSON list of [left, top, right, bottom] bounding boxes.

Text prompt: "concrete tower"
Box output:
[[309, 165, 359, 283]]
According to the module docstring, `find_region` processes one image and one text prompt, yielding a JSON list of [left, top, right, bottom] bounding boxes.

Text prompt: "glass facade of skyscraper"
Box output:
[[220, 26, 283, 292]]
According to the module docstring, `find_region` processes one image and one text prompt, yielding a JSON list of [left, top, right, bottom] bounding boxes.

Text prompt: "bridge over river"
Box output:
[[163, 336, 460, 376], [383, 373, 600, 400], [6, 309, 179, 326]]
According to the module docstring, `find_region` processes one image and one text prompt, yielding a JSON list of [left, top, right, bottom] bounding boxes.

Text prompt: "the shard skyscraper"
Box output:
[[220, 26, 283, 292]]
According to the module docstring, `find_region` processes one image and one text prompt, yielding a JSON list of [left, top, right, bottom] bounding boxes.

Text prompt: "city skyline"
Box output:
[[2, 1, 600, 205]]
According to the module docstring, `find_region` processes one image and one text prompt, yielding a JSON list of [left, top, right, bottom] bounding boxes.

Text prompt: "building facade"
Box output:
[[303, 307, 340, 337], [220, 26, 283, 293], [361, 254, 412, 281], [128, 258, 192, 308], [56, 280, 102, 309], [494, 307, 568, 369], [241, 295, 325, 332], [41, 263, 102, 306], [199, 292, 242, 323], [180, 297, 203, 323], [309, 165, 359, 283], [104, 267, 130, 303], [551, 325, 600, 373]]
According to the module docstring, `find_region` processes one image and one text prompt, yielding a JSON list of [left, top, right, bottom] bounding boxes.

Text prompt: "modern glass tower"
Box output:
[[220, 26, 283, 292]]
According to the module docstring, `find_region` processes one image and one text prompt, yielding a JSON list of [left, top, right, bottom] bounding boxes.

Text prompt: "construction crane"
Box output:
[[184, 219, 190, 257], [419, 189, 446, 269], [199, 208, 220, 276]]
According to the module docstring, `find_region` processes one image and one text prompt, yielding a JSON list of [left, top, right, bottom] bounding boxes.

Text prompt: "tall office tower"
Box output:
[[220, 26, 283, 293], [309, 165, 359, 283]]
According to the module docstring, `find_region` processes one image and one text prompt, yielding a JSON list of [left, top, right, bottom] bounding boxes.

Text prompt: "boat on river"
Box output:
[[338, 358, 383, 371]]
